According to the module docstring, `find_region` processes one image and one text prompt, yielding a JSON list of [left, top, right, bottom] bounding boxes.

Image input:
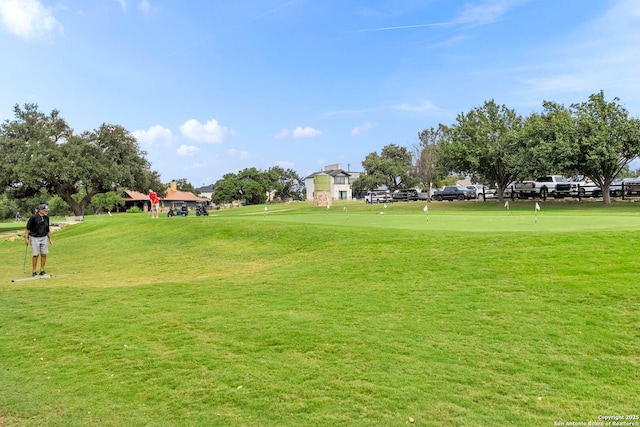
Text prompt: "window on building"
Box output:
[[334, 176, 346, 184]]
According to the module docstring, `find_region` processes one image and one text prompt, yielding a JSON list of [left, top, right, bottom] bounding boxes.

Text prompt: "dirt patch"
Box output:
[[1, 221, 75, 242]]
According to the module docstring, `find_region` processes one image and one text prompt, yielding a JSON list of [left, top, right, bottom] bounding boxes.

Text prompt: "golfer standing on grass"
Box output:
[[149, 189, 160, 218], [25, 204, 53, 276]]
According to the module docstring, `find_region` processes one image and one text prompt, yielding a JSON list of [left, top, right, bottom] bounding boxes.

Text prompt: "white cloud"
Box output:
[[351, 121, 373, 136], [275, 126, 323, 138], [392, 101, 438, 113], [325, 101, 439, 117], [138, 0, 150, 15], [227, 148, 249, 160], [455, 0, 523, 26], [274, 160, 294, 169], [115, 0, 126, 12], [0, 0, 63, 40], [274, 128, 290, 139], [187, 162, 204, 172], [519, 0, 640, 106], [180, 118, 234, 143], [324, 107, 378, 116], [523, 74, 597, 94], [176, 144, 199, 156], [292, 126, 322, 138], [133, 125, 173, 146]]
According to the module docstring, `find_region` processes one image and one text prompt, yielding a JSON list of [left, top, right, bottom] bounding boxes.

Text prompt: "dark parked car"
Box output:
[[623, 178, 640, 196], [392, 189, 419, 201], [433, 186, 476, 201], [609, 178, 623, 197]]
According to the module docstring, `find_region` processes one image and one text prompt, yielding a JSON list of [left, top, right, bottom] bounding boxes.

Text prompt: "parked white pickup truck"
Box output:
[[512, 176, 576, 199], [569, 177, 600, 198], [466, 184, 496, 201]]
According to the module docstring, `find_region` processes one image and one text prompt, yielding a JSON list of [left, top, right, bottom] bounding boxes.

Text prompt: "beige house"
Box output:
[[121, 190, 150, 212], [304, 164, 362, 201]]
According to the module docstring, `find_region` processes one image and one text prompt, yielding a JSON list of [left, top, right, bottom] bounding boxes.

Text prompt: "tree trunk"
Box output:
[[64, 196, 84, 216], [602, 184, 611, 205], [53, 187, 85, 216]]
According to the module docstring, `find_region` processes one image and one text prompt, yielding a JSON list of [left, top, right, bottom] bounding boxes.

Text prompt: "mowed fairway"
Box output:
[[1, 201, 639, 426]]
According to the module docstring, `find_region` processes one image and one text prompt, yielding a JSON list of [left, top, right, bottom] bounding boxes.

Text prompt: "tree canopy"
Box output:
[[521, 91, 640, 204], [413, 126, 447, 198], [356, 144, 417, 192], [571, 91, 640, 204], [434, 92, 640, 204], [3, 91, 638, 214], [0, 104, 161, 215], [211, 167, 305, 205], [438, 100, 524, 201], [267, 166, 305, 202]]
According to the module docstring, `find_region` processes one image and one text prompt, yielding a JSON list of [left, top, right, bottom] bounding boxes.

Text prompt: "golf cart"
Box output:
[[168, 203, 189, 217], [196, 202, 209, 216]]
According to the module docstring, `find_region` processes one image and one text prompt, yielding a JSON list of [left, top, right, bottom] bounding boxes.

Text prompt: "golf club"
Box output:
[[12, 275, 52, 283], [11, 271, 77, 283], [22, 241, 28, 274]]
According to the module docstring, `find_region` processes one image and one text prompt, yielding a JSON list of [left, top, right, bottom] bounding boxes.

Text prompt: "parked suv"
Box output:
[[364, 191, 391, 203], [392, 189, 419, 201], [433, 185, 476, 201]]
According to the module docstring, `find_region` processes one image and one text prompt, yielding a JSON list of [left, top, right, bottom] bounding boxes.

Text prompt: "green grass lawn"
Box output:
[[1, 200, 639, 426]]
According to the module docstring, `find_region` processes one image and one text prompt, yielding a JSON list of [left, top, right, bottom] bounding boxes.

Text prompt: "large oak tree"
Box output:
[[356, 144, 417, 192], [211, 167, 303, 205], [267, 166, 305, 201], [438, 100, 524, 202], [524, 91, 640, 205], [0, 104, 161, 215]]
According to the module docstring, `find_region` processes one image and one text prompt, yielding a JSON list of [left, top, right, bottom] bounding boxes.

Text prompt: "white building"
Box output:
[[195, 184, 213, 200], [304, 164, 362, 201]]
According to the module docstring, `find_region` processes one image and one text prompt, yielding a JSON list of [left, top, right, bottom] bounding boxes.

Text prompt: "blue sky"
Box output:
[[1, 0, 640, 187]]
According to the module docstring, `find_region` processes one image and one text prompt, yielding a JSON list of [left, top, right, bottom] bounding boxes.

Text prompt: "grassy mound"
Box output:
[[1, 201, 638, 425]]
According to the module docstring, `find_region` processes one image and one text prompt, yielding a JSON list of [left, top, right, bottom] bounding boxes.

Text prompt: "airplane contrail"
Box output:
[[248, 0, 297, 22], [352, 21, 471, 33]]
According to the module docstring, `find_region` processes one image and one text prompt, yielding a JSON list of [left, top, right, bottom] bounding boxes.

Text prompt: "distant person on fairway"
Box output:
[[25, 204, 53, 276], [149, 189, 160, 218]]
